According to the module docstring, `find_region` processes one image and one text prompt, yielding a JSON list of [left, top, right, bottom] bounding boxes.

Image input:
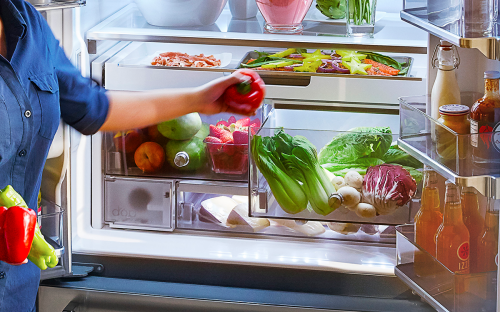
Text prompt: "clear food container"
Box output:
[[38, 199, 65, 258], [205, 141, 249, 175]]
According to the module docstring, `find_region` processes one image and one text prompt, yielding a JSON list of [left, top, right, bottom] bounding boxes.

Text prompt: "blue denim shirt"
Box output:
[[0, 1, 109, 311]]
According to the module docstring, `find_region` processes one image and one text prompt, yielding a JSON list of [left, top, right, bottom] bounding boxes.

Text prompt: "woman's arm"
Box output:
[[100, 73, 247, 132]]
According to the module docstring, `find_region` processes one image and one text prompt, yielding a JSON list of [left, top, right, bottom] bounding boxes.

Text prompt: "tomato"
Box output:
[[224, 69, 265, 114]]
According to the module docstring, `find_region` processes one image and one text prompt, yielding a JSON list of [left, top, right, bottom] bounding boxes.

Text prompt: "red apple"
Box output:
[[134, 142, 165, 173], [113, 130, 143, 153]]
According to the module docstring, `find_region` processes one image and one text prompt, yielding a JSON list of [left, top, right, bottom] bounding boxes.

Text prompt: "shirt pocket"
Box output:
[[0, 94, 11, 165], [29, 73, 61, 140]]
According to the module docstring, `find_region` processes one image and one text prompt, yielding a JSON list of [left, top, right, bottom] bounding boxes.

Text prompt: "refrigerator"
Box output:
[[32, 0, 499, 311]]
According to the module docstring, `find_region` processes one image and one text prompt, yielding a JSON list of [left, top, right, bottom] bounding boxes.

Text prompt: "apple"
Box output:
[[134, 142, 165, 173], [113, 130, 143, 153]]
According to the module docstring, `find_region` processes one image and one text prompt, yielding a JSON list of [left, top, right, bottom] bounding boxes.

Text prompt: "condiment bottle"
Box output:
[[414, 168, 443, 277], [436, 104, 470, 160], [461, 186, 484, 274], [470, 71, 500, 169], [436, 181, 470, 293], [430, 40, 461, 141]]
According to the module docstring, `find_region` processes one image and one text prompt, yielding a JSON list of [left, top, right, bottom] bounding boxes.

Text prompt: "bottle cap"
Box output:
[[440, 40, 452, 47], [439, 104, 470, 116], [484, 71, 500, 79]]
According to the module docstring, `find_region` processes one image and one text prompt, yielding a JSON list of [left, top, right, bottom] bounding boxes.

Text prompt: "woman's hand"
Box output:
[[193, 71, 256, 116]]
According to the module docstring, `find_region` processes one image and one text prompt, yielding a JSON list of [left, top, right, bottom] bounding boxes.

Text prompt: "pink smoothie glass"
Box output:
[[256, 0, 313, 34]]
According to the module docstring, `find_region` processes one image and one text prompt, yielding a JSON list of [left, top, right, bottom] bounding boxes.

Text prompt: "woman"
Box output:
[[0, 0, 254, 311]]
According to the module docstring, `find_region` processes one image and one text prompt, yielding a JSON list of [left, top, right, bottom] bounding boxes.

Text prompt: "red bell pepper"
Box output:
[[0, 206, 37, 264], [224, 69, 265, 114]]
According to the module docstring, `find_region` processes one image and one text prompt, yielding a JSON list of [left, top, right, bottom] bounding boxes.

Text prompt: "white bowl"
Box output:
[[134, 0, 228, 27]]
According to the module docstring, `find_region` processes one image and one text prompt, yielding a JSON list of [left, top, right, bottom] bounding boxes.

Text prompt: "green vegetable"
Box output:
[[382, 148, 422, 168], [261, 60, 295, 69], [318, 127, 393, 165], [252, 135, 309, 214], [348, 0, 374, 26], [280, 135, 338, 215], [241, 56, 300, 68], [316, 0, 346, 19]]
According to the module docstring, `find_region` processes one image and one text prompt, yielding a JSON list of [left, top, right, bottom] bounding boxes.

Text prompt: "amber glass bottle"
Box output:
[[470, 71, 500, 169], [436, 182, 470, 275], [461, 187, 484, 273], [414, 169, 443, 276], [477, 207, 498, 273]]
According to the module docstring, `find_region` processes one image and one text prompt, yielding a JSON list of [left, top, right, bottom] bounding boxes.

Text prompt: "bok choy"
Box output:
[[252, 130, 340, 216]]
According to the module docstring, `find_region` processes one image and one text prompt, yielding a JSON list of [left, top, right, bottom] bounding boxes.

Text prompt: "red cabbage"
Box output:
[[362, 164, 417, 215]]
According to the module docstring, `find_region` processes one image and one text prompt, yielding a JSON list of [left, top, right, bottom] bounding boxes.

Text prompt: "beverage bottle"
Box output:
[[470, 71, 500, 170], [477, 205, 498, 273], [436, 182, 470, 276], [461, 187, 484, 273], [430, 40, 461, 141], [414, 169, 443, 276]]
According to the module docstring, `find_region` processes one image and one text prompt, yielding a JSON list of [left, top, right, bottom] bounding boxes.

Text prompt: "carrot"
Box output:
[[363, 59, 400, 76]]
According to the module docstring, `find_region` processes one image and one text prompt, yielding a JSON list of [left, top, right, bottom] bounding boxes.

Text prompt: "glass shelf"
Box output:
[[401, 5, 500, 60], [86, 3, 427, 53], [34, 0, 85, 11]]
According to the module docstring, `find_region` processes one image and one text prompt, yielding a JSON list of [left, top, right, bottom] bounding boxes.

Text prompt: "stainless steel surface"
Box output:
[[394, 266, 448, 312], [401, 7, 500, 60], [33, 0, 86, 11], [86, 4, 427, 53]]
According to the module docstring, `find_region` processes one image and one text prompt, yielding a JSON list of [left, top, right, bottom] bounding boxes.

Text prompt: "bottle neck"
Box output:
[[421, 170, 439, 211], [484, 211, 499, 229], [437, 47, 456, 70], [444, 184, 464, 224], [461, 187, 479, 214], [484, 78, 500, 98]]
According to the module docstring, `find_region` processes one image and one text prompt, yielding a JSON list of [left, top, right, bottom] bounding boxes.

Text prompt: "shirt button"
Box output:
[[0, 271, 5, 279], [24, 110, 32, 118], [18, 150, 26, 157]]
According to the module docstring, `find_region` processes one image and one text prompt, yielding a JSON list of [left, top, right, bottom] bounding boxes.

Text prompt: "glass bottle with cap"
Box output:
[[436, 104, 470, 160], [470, 70, 500, 169], [430, 40, 461, 142]]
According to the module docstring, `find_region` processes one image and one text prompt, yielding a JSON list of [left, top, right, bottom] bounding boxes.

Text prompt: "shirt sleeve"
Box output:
[[40, 16, 109, 136]]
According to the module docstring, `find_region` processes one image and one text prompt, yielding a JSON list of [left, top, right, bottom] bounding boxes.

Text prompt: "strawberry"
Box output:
[[216, 120, 230, 127], [249, 123, 259, 135], [209, 125, 233, 143], [250, 118, 261, 128], [235, 117, 251, 129], [233, 130, 249, 145], [228, 116, 236, 124], [205, 136, 223, 153], [222, 142, 236, 156]]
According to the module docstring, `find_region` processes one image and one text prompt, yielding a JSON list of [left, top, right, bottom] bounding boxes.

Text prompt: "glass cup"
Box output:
[[346, 0, 377, 37], [255, 0, 314, 34]]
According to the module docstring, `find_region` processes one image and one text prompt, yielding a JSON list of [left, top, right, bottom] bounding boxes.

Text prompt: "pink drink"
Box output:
[[256, 0, 313, 33]]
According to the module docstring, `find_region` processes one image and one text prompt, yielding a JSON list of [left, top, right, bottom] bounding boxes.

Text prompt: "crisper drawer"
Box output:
[[104, 177, 174, 231], [102, 42, 426, 104], [250, 108, 422, 225]]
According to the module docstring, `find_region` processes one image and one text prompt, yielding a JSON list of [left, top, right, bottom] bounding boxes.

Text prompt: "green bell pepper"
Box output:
[[0, 185, 58, 270]]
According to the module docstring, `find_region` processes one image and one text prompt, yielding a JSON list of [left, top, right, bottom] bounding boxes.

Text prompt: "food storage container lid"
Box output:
[[439, 104, 470, 116], [440, 40, 452, 47], [484, 71, 500, 79]]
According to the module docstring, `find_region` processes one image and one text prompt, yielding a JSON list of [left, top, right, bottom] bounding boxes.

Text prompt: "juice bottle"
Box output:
[[477, 206, 498, 273], [436, 181, 470, 292], [430, 40, 460, 141], [461, 187, 484, 273], [470, 71, 500, 171], [414, 169, 443, 276]]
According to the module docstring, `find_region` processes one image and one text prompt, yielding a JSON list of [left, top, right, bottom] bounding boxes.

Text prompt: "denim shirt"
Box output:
[[0, 1, 109, 311]]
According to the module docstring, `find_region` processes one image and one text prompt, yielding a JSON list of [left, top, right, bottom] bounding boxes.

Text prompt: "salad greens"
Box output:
[[364, 52, 410, 76], [381, 146, 422, 168], [318, 127, 393, 165], [316, 0, 346, 19]]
